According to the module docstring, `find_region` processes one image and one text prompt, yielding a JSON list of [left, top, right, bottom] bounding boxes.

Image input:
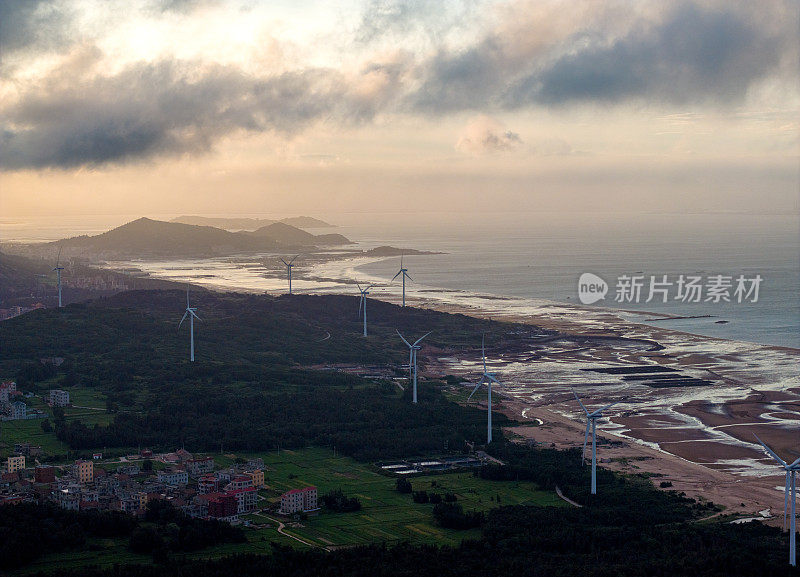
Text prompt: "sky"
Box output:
[[0, 0, 798, 219]]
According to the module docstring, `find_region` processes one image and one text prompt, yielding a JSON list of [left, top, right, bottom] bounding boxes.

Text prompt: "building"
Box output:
[[229, 487, 257, 514], [206, 493, 238, 521], [75, 460, 94, 484], [7, 455, 25, 474], [225, 475, 253, 492], [279, 486, 318, 515], [198, 474, 219, 494], [246, 469, 265, 488], [157, 469, 188, 486], [186, 457, 215, 477], [9, 401, 26, 420], [35, 466, 56, 484], [54, 484, 81, 510], [49, 389, 70, 407]]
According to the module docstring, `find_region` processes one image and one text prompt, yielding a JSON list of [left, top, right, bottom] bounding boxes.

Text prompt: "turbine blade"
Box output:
[[405, 272, 413, 281], [590, 399, 623, 417], [56, 246, 62, 266], [788, 456, 800, 469], [396, 330, 411, 348], [289, 254, 299, 264], [467, 382, 482, 400], [753, 434, 787, 467], [192, 311, 202, 322], [391, 271, 402, 281], [482, 334, 486, 373], [487, 375, 501, 385], [357, 283, 363, 292], [280, 258, 289, 266], [572, 389, 590, 415], [179, 311, 188, 328], [358, 295, 364, 316], [400, 253, 403, 268], [365, 284, 374, 291], [413, 331, 432, 346]]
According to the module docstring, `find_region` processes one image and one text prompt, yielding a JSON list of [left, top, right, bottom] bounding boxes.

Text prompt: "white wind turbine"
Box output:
[[357, 284, 373, 337], [396, 330, 431, 403], [754, 434, 799, 566], [391, 255, 412, 308], [179, 288, 201, 362], [280, 255, 300, 294], [572, 389, 626, 495], [53, 247, 65, 308], [468, 334, 501, 444]]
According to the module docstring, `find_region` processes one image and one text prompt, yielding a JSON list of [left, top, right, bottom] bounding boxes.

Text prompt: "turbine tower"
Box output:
[[572, 389, 625, 495], [754, 434, 799, 566], [280, 255, 300, 294], [396, 330, 431, 403], [468, 335, 501, 444], [179, 288, 201, 362], [53, 247, 65, 308], [391, 255, 412, 308], [357, 284, 373, 337]]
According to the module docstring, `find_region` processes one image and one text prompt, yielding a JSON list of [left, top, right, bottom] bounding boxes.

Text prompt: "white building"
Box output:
[[49, 389, 70, 407], [10, 401, 26, 420], [157, 469, 189, 486], [279, 486, 318, 515]]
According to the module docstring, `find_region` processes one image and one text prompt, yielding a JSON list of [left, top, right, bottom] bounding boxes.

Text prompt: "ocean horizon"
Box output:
[[1, 211, 798, 349]]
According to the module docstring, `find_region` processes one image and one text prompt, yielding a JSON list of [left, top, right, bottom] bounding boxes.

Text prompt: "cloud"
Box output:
[[1, 0, 797, 170], [410, 1, 797, 112], [455, 116, 522, 155], [0, 0, 72, 55], [0, 54, 354, 169]]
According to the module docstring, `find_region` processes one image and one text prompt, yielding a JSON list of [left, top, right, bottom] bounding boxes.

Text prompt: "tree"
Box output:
[[395, 477, 412, 494]]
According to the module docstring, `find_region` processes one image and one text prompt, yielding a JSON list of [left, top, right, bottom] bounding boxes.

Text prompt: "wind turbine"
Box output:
[[468, 335, 501, 444], [179, 288, 201, 362], [357, 284, 373, 337], [396, 330, 431, 403], [572, 389, 626, 495], [391, 255, 412, 308], [53, 247, 64, 308], [280, 255, 300, 294], [754, 434, 799, 566]]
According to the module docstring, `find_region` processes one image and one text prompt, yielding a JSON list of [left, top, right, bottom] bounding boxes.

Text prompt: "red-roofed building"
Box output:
[[207, 493, 238, 521], [228, 487, 257, 514], [225, 475, 253, 492], [198, 475, 218, 495], [279, 486, 317, 515], [35, 466, 56, 484]]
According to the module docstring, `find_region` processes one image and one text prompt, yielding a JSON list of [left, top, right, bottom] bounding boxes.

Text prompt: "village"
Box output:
[[1, 442, 319, 523]]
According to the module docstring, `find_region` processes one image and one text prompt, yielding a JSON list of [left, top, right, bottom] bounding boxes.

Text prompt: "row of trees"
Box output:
[[0, 501, 245, 570]]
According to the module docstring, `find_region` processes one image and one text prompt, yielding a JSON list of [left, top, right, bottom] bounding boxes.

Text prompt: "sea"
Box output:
[[2, 212, 798, 349]]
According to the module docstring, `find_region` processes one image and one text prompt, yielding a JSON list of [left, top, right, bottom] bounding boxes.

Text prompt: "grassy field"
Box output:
[[0, 386, 111, 460], [8, 447, 565, 574], [241, 447, 564, 549]]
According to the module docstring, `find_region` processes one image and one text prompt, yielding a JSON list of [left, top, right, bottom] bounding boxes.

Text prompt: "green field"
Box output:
[[238, 447, 564, 549], [12, 446, 565, 574], [0, 386, 112, 460]]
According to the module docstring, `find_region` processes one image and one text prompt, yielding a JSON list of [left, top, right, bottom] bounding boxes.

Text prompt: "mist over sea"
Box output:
[[2, 212, 798, 348]]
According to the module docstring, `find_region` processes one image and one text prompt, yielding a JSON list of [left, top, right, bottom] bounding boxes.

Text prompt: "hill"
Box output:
[[171, 215, 334, 230], [250, 222, 351, 246], [6, 218, 351, 260]]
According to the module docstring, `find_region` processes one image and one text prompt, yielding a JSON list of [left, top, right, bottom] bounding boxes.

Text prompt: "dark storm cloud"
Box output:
[[0, 59, 356, 169], [513, 3, 785, 106], [0, 0, 71, 54], [410, 2, 793, 112]]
